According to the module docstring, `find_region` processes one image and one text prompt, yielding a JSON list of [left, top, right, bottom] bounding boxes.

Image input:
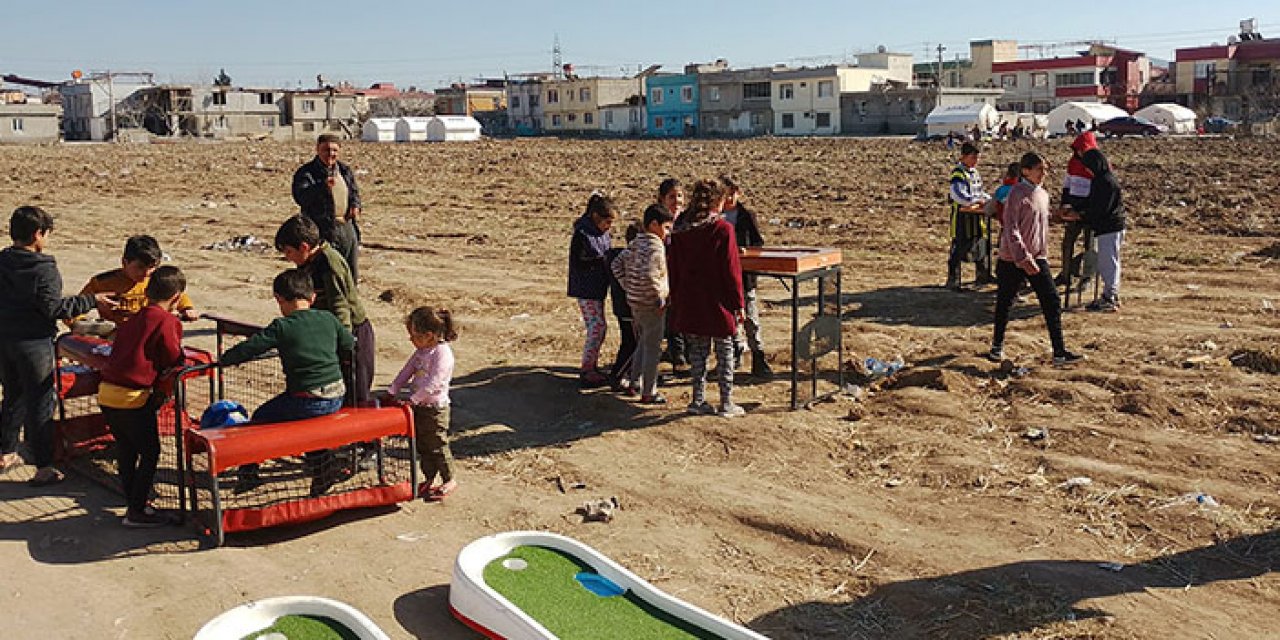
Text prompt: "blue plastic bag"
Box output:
[[200, 400, 250, 429]]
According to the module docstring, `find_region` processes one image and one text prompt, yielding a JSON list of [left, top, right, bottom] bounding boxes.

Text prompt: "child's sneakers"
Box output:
[[1053, 351, 1086, 366], [580, 370, 610, 389], [1086, 296, 1120, 313], [639, 393, 667, 405], [686, 401, 717, 416], [718, 403, 746, 418], [122, 506, 176, 528]]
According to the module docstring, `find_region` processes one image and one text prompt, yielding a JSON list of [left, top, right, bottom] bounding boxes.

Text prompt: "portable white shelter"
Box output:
[[426, 115, 482, 142], [394, 117, 432, 142], [1134, 103, 1197, 134], [924, 103, 998, 137], [1046, 102, 1128, 136], [361, 118, 397, 143]]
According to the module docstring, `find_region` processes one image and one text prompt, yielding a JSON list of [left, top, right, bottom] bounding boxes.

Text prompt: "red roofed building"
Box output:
[[1175, 22, 1280, 119], [991, 44, 1150, 114]]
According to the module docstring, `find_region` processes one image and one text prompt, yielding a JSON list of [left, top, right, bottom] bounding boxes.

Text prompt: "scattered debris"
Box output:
[[1183, 354, 1232, 369], [1253, 434, 1279, 444], [1058, 477, 1093, 491], [509, 313, 532, 321], [884, 478, 904, 488], [1023, 427, 1048, 441], [202, 235, 271, 253], [1230, 349, 1280, 374], [576, 497, 619, 523], [395, 532, 429, 542]]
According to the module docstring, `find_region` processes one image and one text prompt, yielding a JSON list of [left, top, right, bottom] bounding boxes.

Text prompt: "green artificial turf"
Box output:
[[483, 545, 725, 640], [240, 614, 361, 640]]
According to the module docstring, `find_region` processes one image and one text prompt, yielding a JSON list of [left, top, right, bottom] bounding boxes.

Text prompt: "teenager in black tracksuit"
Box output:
[[1077, 148, 1126, 312]]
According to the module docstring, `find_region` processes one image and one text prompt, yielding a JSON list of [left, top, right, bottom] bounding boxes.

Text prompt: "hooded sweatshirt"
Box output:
[[1062, 131, 1098, 210], [1079, 148, 1126, 236], [0, 246, 96, 341], [567, 214, 612, 300]]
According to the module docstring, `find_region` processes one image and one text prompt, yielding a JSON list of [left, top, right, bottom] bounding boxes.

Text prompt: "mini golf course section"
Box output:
[[450, 531, 769, 640], [194, 596, 391, 640]]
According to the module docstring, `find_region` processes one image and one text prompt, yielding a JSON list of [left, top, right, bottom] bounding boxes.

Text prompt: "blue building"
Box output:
[[644, 73, 699, 137]]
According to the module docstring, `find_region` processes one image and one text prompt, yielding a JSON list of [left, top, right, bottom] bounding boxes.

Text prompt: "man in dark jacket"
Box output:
[[0, 206, 114, 485], [721, 176, 773, 378], [1076, 148, 1126, 312], [293, 134, 363, 282]]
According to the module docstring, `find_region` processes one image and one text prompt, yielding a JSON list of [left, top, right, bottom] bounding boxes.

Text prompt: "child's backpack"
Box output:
[[200, 400, 250, 429]]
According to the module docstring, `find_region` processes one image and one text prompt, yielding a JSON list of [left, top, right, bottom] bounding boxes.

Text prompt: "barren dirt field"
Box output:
[[1, 135, 1278, 640]]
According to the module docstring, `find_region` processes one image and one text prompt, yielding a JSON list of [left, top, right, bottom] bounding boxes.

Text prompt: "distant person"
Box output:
[[987, 162, 1022, 226], [946, 142, 993, 290], [73, 235, 199, 327], [606, 222, 640, 393], [989, 153, 1083, 366], [613, 204, 674, 405], [1068, 146, 1127, 312], [720, 175, 772, 378], [657, 178, 689, 369], [274, 215, 375, 404], [1057, 131, 1098, 294], [387, 306, 458, 502], [1076, 118, 1086, 133], [97, 266, 187, 528], [667, 179, 746, 418], [293, 134, 363, 282], [1065, 121, 1077, 136], [567, 192, 616, 388], [0, 206, 115, 486]]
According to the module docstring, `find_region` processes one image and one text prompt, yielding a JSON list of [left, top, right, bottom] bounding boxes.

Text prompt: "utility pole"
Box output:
[[552, 34, 563, 78], [107, 70, 117, 141], [936, 44, 947, 90]]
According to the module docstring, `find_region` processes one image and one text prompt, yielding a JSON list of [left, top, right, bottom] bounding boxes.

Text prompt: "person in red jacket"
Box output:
[[97, 266, 188, 528], [667, 179, 747, 418]]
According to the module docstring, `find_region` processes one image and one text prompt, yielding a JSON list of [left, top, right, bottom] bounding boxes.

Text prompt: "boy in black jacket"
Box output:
[[0, 206, 115, 485], [721, 176, 773, 378], [1075, 148, 1126, 312]]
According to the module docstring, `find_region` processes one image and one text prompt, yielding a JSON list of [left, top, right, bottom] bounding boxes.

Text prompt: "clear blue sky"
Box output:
[[2, 1, 1275, 90]]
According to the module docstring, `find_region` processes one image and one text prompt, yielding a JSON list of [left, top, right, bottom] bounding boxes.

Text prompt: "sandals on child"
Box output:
[[28, 467, 65, 487]]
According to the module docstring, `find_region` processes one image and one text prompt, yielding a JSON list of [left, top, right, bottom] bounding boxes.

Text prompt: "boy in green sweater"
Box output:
[[219, 269, 354, 495]]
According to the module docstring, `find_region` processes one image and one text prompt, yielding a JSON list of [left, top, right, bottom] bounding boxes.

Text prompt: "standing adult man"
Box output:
[[946, 142, 993, 290], [293, 134, 363, 282]]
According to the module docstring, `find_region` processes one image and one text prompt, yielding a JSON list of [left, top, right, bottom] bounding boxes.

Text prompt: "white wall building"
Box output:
[[61, 72, 156, 140], [599, 102, 645, 136], [772, 56, 913, 135]]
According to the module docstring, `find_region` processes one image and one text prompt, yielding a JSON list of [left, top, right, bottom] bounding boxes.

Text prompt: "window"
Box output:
[[11, 118, 23, 132], [584, 112, 594, 124], [551, 114, 562, 126], [630, 109, 639, 123], [780, 83, 795, 100], [568, 113, 577, 122], [567, 89, 575, 102], [681, 86, 693, 103], [781, 113, 795, 129], [743, 82, 770, 99], [907, 99, 918, 114], [212, 92, 227, 106], [547, 89, 559, 104], [301, 99, 316, 113], [1001, 74, 1017, 88], [1032, 101, 1052, 114], [511, 96, 521, 109], [492, 97, 501, 109], [858, 101, 868, 116], [708, 86, 721, 102], [1194, 62, 1216, 79], [302, 122, 316, 132], [655, 116, 664, 129], [651, 88, 664, 105], [1031, 73, 1048, 88], [259, 92, 273, 104], [815, 112, 831, 128], [817, 80, 834, 98], [529, 94, 540, 107], [261, 116, 275, 127], [605, 111, 614, 125], [580, 87, 591, 102], [1055, 72, 1095, 87], [751, 112, 763, 128], [214, 115, 227, 129]]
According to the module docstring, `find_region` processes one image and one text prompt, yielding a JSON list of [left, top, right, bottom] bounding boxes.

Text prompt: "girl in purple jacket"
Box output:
[[567, 193, 616, 388]]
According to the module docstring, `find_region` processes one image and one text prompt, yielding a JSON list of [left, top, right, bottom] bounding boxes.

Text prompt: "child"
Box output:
[[989, 162, 1021, 225], [720, 175, 772, 378], [0, 206, 113, 485], [606, 223, 640, 393], [219, 269, 354, 496], [75, 235, 199, 327], [657, 178, 688, 368], [387, 307, 457, 502], [946, 142, 992, 290], [614, 203, 674, 404], [667, 180, 746, 418], [566, 193, 616, 388], [274, 215, 375, 405], [98, 266, 187, 527]]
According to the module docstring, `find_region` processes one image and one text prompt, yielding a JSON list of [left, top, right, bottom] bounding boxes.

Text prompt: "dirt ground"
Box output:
[[1, 136, 1277, 640]]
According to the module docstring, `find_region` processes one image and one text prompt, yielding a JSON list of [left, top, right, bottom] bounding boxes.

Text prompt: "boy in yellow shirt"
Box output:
[[76, 235, 199, 325]]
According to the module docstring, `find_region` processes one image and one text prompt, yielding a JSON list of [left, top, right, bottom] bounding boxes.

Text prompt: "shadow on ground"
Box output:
[[763, 285, 1043, 329], [750, 528, 1279, 639], [393, 584, 478, 640]]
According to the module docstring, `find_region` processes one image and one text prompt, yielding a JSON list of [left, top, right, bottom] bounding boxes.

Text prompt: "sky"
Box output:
[[2, 1, 1276, 91]]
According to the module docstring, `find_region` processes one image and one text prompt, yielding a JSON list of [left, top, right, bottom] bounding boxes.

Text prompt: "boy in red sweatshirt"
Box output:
[[97, 266, 188, 528]]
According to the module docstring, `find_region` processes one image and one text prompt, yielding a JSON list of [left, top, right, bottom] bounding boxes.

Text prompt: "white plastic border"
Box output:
[[449, 530, 769, 640], [194, 595, 391, 640]]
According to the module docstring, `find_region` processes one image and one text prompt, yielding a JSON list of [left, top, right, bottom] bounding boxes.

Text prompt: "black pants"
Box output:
[[948, 235, 992, 283], [0, 338, 57, 468], [101, 404, 161, 514], [992, 258, 1066, 356], [353, 319, 376, 406], [610, 317, 637, 381]]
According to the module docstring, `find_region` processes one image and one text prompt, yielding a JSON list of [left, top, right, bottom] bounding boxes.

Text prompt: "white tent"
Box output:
[[1046, 102, 1128, 136], [361, 118, 397, 143], [426, 115, 482, 142], [1134, 103, 1197, 134], [924, 103, 998, 137], [394, 117, 432, 142]]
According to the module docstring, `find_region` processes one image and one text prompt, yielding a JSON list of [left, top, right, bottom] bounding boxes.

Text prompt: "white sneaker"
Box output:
[[719, 402, 746, 418]]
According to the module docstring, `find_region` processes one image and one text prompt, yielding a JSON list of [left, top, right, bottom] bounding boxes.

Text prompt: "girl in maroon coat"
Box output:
[[667, 179, 746, 417]]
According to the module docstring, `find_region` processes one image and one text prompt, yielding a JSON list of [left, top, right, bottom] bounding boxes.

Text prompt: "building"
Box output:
[[991, 43, 1150, 113], [599, 98, 645, 136], [541, 76, 642, 134], [506, 74, 551, 135], [771, 55, 913, 135], [126, 85, 288, 139], [60, 71, 155, 141], [1175, 20, 1280, 120], [0, 97, 61, 144], [699, 65, 774, 136], [645, 71, 699, 137], [434, 80, 507, 116], [284, 90, 367, 140], [915, 40, 1018, 89], [840, 87, 1003, 136]]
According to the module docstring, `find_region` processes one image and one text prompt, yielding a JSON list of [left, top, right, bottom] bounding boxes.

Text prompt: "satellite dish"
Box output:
[[877, 45, 887, 54]]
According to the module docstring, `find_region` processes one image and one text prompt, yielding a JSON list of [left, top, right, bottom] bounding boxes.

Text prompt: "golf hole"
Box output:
[[503, 558, 529, 571]]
